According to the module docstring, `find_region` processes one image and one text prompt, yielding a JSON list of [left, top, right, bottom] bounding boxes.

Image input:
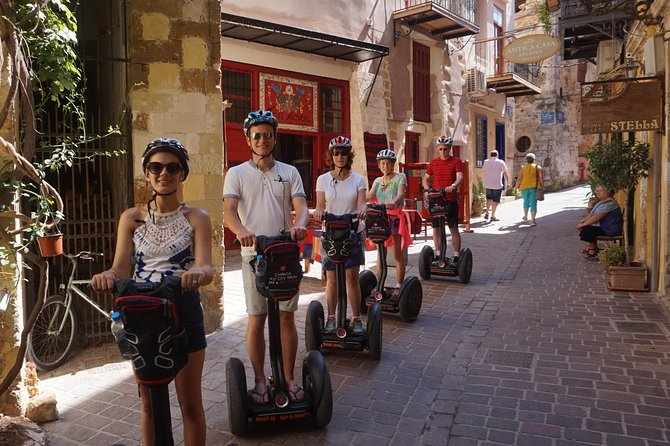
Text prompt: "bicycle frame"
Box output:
[[50, 253, 108, 334]]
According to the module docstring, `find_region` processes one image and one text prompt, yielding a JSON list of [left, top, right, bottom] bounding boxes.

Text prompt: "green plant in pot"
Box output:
[[471, 176, 486, 215], [597, 243, 626, 269]]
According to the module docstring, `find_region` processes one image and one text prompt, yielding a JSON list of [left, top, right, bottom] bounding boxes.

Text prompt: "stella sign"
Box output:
[[581, 78, 663, 134], [503, 34, 561, 64]]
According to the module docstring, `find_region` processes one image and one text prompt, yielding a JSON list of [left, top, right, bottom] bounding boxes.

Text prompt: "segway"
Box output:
[[359, 204, 423, 322], [418, 188, 473, 283], [226, 234, 332, 436], [305, 213, 383, 360]]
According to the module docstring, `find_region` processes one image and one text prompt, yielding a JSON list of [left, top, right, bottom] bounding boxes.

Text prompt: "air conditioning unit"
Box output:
[[644, 35, 664, 76], [596, 40, 622, 75], [467, 68, 486, 95]]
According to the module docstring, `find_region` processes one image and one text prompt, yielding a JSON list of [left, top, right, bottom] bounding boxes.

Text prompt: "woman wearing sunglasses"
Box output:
[[313, 136, 367, 335], [91, 137, 213, 446]]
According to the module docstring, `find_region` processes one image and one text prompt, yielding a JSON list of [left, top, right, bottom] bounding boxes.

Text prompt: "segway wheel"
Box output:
[[419, 245, 434, 280], [398, 276, 423, 322], [303, 350, 333, 428], [366, 303, 383, 360], [226, 357, 250, 436], [457, 248, 473, 284], [305, 300, 324, 352], [358, 269, 378, 315]]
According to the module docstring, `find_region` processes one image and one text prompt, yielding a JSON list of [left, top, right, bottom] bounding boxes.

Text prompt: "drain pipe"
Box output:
[[650, 131, 660, 293]]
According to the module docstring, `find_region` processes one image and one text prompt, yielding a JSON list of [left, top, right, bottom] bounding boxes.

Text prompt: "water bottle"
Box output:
[[255, 254, 267, 277], [110, 311, 134, 359]]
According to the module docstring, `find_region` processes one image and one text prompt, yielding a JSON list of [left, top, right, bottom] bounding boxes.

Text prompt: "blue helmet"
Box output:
[[141, 138, 189, 179], [243, 110, 278, 135]]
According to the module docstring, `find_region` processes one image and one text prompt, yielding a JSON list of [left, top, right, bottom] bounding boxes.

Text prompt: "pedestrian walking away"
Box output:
[[91, 137, 213, 446], [481, 149, 509, 222], [515, 152, 544, 226], [223, 109, 309, 406]]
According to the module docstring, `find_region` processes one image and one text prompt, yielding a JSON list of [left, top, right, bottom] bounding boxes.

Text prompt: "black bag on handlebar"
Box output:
[[114, 276, 188, 386], [322, 214, 357, 263], [252, 235, 303, 301], [427, 190, 449, 218], [365, 204, 391, 243]]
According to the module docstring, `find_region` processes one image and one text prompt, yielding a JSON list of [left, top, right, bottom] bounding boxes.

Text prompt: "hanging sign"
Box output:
[[503, 34, 561, 64], [259, 73, 318, 132], [581, 78, 662, 134]]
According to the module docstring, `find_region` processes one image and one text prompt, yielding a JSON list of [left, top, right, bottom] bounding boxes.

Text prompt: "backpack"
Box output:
[[114, 276, 188, 386], [322, 214, 357, 263], [426, 190, 449, 218], [253, 235, 303, 301], [365, 204, 391, 243]]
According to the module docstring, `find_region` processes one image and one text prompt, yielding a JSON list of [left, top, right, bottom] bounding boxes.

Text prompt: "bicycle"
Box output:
[[28, 251, 108, 371]]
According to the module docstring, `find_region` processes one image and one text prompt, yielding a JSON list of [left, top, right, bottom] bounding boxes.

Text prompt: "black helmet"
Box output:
[[141, 138, 190, 179]]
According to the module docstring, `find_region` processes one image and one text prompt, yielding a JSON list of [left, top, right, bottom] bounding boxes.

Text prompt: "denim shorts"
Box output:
[[322, 231, 365, 271], [178, 290, 207, 353]]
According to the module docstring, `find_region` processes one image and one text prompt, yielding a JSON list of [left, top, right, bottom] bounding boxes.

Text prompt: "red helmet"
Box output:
[[329, 136, 352, 150]]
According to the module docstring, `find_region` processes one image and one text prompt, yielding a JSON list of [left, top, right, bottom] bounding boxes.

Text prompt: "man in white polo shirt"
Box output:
[[482, 149, 510, 221]]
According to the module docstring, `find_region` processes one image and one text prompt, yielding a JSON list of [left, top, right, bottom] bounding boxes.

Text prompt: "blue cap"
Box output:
[[111, 311, 121, 321]]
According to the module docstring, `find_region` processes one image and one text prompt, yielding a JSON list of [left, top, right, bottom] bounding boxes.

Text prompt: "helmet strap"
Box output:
[[251, 147, 273, 169]]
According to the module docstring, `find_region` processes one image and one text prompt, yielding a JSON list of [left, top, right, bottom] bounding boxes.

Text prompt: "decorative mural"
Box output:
[[259, 73, 318, 132]]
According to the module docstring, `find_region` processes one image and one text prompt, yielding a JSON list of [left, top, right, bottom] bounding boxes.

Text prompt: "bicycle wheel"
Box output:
[[28, 294, 79, 371]]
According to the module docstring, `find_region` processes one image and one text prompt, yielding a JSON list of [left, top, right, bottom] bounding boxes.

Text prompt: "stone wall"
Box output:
[[128, 1, 223, 332], [513, 1, 597, 190]]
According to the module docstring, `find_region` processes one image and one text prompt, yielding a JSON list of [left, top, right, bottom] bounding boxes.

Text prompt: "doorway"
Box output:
[[276, 133, 315, 204]]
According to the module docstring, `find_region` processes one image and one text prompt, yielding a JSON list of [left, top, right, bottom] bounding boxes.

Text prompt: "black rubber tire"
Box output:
[[358, 270, 377, 315], [27, 294, 79, 371], [419, 245, 434, 280], [398, 276, 423, 322], [366, 303, 383, 360], [303, 350, 333, 428], [226, 357, 250, 436], [305, 300, 324, 352], [458, 248, 473, 284]]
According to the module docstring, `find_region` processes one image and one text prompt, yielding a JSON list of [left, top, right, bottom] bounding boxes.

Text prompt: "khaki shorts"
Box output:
[[242, 255, 299, 315]]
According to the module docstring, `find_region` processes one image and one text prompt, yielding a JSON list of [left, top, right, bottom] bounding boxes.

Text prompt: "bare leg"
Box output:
[[279, 310, 299, 392], [491, 201, 499, 218], [449, 225, 461, 253], [139, 386, 153, 445], [325, 269, 337, 316], [175, 349, 206, 446], [531, 210, 537, 223], [432, 225, 442, 255], [345, 266, 362, 318], [247, 313, 268, 399], [392, 235, 406, 284]]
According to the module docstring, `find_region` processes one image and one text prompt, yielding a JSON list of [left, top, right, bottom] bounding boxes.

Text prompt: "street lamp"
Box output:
[[623, 57, 642, 79]]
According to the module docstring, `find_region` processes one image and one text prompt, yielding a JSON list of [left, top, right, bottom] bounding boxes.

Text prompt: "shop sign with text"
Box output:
[[260, 73, 317, 132], [581, 78, 662, 134], [503, 34, 561, 64]]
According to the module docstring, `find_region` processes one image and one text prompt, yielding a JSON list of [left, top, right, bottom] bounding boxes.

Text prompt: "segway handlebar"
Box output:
[[324, 212, 359, 222], [424, 188, 446, 196]]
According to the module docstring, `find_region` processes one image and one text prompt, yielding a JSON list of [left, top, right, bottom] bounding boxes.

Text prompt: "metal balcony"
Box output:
[[470, 40, 541, 97], [558, 0, 650, 60], [393, 0, 479, 41]]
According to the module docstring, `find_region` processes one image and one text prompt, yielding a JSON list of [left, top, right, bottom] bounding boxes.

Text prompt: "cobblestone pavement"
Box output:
[[39, 185, 670, 445]]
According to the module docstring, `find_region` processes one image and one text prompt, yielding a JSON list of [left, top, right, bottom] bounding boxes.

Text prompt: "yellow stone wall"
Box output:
[[129, 1, 223, 331]]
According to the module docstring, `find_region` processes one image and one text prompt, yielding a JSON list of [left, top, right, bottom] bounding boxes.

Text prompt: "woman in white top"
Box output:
[[313, 136, 367, 335], [91, 138, 213, 446]]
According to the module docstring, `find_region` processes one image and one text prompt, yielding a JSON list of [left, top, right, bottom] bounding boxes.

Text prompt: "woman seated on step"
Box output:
[[576, 184, 623, 259]]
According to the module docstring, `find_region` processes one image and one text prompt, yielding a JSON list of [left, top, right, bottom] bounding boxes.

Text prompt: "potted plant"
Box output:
[[471, 176, 486, 216], [598, 243, 648, 291]]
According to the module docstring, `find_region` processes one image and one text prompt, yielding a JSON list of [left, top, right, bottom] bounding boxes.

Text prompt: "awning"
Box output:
[[221, 13, 389, 63]]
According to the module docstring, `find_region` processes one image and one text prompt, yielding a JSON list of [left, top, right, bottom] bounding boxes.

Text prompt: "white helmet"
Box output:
[[435, 135, 453, 146], [376, 149, 396, 161]]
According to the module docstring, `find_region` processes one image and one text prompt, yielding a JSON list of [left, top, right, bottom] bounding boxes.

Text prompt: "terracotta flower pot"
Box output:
[[606, 263, 647, 291], [37, 234, 63, 257]]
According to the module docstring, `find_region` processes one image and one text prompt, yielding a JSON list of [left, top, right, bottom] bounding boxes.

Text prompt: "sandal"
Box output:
[[248, 382, 270, 405], [288, 385, 305, 403], [583, 247, 599, 259]]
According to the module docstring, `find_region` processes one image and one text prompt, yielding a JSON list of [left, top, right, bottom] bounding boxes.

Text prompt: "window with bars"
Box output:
[[320, 85, 343, 133], [413, 42, 430, 122], [475, 114, 488, 167], [223, 70, 252, 124]]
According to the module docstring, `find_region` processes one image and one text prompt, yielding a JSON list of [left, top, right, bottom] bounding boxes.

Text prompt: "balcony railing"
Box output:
[[470, 38, 541, 96], [394, 0, 479, 28]]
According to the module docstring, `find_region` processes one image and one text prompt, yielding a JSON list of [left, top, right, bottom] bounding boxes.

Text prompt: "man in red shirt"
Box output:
[[422, 135, 464, 262]]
